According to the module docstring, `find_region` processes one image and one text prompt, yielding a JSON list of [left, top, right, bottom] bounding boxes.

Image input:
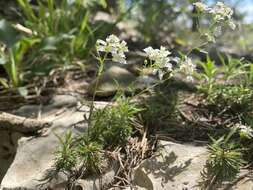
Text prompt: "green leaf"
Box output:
[[99, 0, 107, 8], [0, 19, 19, 47], [17, 0, 37, 22]]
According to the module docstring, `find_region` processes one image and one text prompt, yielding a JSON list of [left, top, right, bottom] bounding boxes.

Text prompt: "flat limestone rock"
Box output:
[[0, 109, 86, 190], [133, 141, 207, 190], [133, 141, 253, 190], [0, 95, 114, 190]]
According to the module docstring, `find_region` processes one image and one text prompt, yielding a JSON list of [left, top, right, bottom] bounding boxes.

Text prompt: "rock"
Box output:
[[133, 141, 253, 190], [133, 141, 207, 190], [0, 109, 86, 190], [0, 131, 23, 183], [49, 95, 78, 108], [73, 168, 115, 190], [88, 66, 137, 97], [0, 95, 114, 190], [15, 95, 79, 118], [88, 65, 156, 97]]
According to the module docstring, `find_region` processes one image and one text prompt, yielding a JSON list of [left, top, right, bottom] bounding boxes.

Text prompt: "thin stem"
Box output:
[[132, 74, 172, 100], [9, 48, 18, 87], [88, 52, 108, 126]]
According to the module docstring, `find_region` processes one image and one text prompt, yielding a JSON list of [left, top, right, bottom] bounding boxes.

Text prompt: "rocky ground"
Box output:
[[0, 63, 253, 190]]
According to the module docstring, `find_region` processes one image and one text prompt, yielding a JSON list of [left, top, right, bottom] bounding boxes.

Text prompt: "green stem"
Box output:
[[88, 52, 107, 126], [9, 49, 18, 87], [132, 74, 172, 100]]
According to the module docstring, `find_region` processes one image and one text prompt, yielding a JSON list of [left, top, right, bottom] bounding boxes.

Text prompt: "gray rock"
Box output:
[[0, 109, 86, 190], [49, 95, 78, 108], [15, 95, 79, 118], [0, 95, 114, 190], [88, 65, 156, 97], [133, 141, 207, 190], [73, 168, 115, 190], [133, 141, 253, 190], [88, 65, 138, 97], [0, 131, 23, 183]]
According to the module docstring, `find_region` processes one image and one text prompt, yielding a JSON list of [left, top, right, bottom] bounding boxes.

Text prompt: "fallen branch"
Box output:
[[0, 111, 52, 133]]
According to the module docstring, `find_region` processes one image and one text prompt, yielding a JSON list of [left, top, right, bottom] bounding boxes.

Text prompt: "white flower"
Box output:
[[96, 39, 107, 52], [164, 62, 173, 71], [228, 21, 236, 30], [208, 2, 236, 33], [171, 57, 181, 63], [209, 2, 233, 22], [186, 76, 194, 82], [118, 40, 128, 53], [193, 2, 209, 12], [214, 26, 222, 37], [112, 52, 127, 64], [152, 69, 164, 80], [144, 46, 171, 69], [143, 47, 159, 61], [179, 57, 196, 82], [159, 46, 171, 57], [144, 46, 172, 80], [96, 35, 128, 64], [106, 34, 120, 44]]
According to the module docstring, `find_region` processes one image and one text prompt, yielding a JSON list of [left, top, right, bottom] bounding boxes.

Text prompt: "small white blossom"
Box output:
[[144, 46, 172, 80], [228, 21, 236, 30], [209, 2, 233, 22], [152, 69, 165, 80], [186, 76, 194, 82], [214, 26, 222, 37], [179, 57, 196, 82], [106, 34, 120, 44], [96, 39, 107, 52], [112, 52, 127, 64], [144, 46, 172, 69], [96, 35, 128, 64], [193, 2, 209, 12], [164, 62, 173, 71], [118, 40, 128, 53], [171, 57, 181, 63]]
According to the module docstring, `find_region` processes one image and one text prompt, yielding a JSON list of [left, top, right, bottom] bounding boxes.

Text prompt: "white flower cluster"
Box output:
[[144, 46, 172, 80], [96, 35, 197, 82], [96, 35, 128, 64], [210, 2, 233, 22], [143, 46, 196, 81], [179, 56, 196, 82], [193, 2, 210, 12], [143, 46, 172, 70], [193, 1, 236, 31]]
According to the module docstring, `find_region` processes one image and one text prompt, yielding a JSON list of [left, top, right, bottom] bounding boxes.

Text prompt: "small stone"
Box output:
[[88, 66, 138, 97], [88, 65, 157, 97]]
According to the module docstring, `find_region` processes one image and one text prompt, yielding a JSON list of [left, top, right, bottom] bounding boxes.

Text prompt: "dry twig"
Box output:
[[0, 111, 52, 133]]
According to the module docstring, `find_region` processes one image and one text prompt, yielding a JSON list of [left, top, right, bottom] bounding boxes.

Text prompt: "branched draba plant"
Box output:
[[193, 1, 236, 42], [53, 1, 251, 188]]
